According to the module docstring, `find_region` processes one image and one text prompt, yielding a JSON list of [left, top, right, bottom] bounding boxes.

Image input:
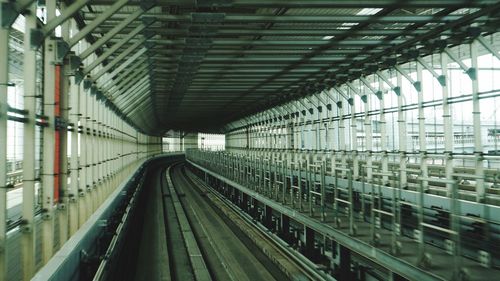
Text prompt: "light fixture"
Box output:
[[322, 35, 334, 40], [356, 8, 383, 15]]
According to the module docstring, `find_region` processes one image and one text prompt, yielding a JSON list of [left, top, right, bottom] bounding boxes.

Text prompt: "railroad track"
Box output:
[[181, 165, 332, 281], [161, 161, 327, 281]]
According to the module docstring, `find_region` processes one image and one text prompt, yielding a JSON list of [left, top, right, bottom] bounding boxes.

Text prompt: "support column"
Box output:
[[41, 0, 57, 262], [0, 3, 10, 279], [470, 40, 485, 202], [337, 90, 346, 171], [21, 4, 38, 279], [264, 205, 273, 228], [79, 82, 89, 226], [58, 4, 71, 247], [281, 214, 290, 243], [416, 62, 428, 191], [347, 91, 359, 179], [96, 101, 103, 206], [91, 96, 98, 211], [363, 90, 373, 182], [396, 72, 407, 188], [304, 226, 316, 261], [440, 53, 454, 197], [339, 245, 352, 280], [379, 89, 389, 185], [104, 105, 110, 196], [68, 73, 79, 235]]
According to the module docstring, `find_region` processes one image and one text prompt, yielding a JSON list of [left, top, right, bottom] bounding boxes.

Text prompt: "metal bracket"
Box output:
[[360, 95, 367, 103], [376, 71, 400, 96], [141, 16, 156, 26], [68, 54, 82, 72], [74, 70, 84, 84], [1, 2, 18, 28], [96, 90, 105, 101], [19, 219, 32, 233], [437, 75, 446, 86], [41, 209, 52, 220], [394, 65, 420, 92], [413, 81, 422, 92], [83, 79, 92, 90], [360, 76, 382, 99], [416, 57, 446, 86], [466, 68, 477, 80], [55, 39, 70, 62], [30, 28, 44, 49], [0, 183, 14, 189], [90, 86, 98, 96], [55, 116, 68, 130]]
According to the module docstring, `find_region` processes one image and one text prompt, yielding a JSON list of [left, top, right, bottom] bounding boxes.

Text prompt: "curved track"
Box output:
[[130, 159, 315, 281]]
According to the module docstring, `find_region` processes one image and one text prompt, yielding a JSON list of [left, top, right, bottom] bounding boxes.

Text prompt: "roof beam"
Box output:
[[68, 0, 128, 48], [80, 8, 146, 60]]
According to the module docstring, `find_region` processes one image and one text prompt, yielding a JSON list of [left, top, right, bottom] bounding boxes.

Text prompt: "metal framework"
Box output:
[[0, 0, 499, 280], [1, 1, 163, 280], [63, 0, 500, 132]]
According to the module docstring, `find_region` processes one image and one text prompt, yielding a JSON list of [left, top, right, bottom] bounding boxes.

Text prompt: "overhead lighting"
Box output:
[[337, 22, 358, 30], [322, 35, 334, 40], [356, 8, 383, 15]]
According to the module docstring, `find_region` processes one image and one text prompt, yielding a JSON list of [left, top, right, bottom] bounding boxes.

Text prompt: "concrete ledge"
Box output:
[[32, 153, 183, 281]]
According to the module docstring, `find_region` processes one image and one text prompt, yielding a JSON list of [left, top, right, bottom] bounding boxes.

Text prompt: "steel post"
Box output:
[[0, 3, 9, 279], [21, 4, 38, 278], [41, 0, 57, 264]]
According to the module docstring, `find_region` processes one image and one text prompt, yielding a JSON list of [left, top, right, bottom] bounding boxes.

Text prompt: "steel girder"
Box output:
[[57, 0, 500, 133]]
